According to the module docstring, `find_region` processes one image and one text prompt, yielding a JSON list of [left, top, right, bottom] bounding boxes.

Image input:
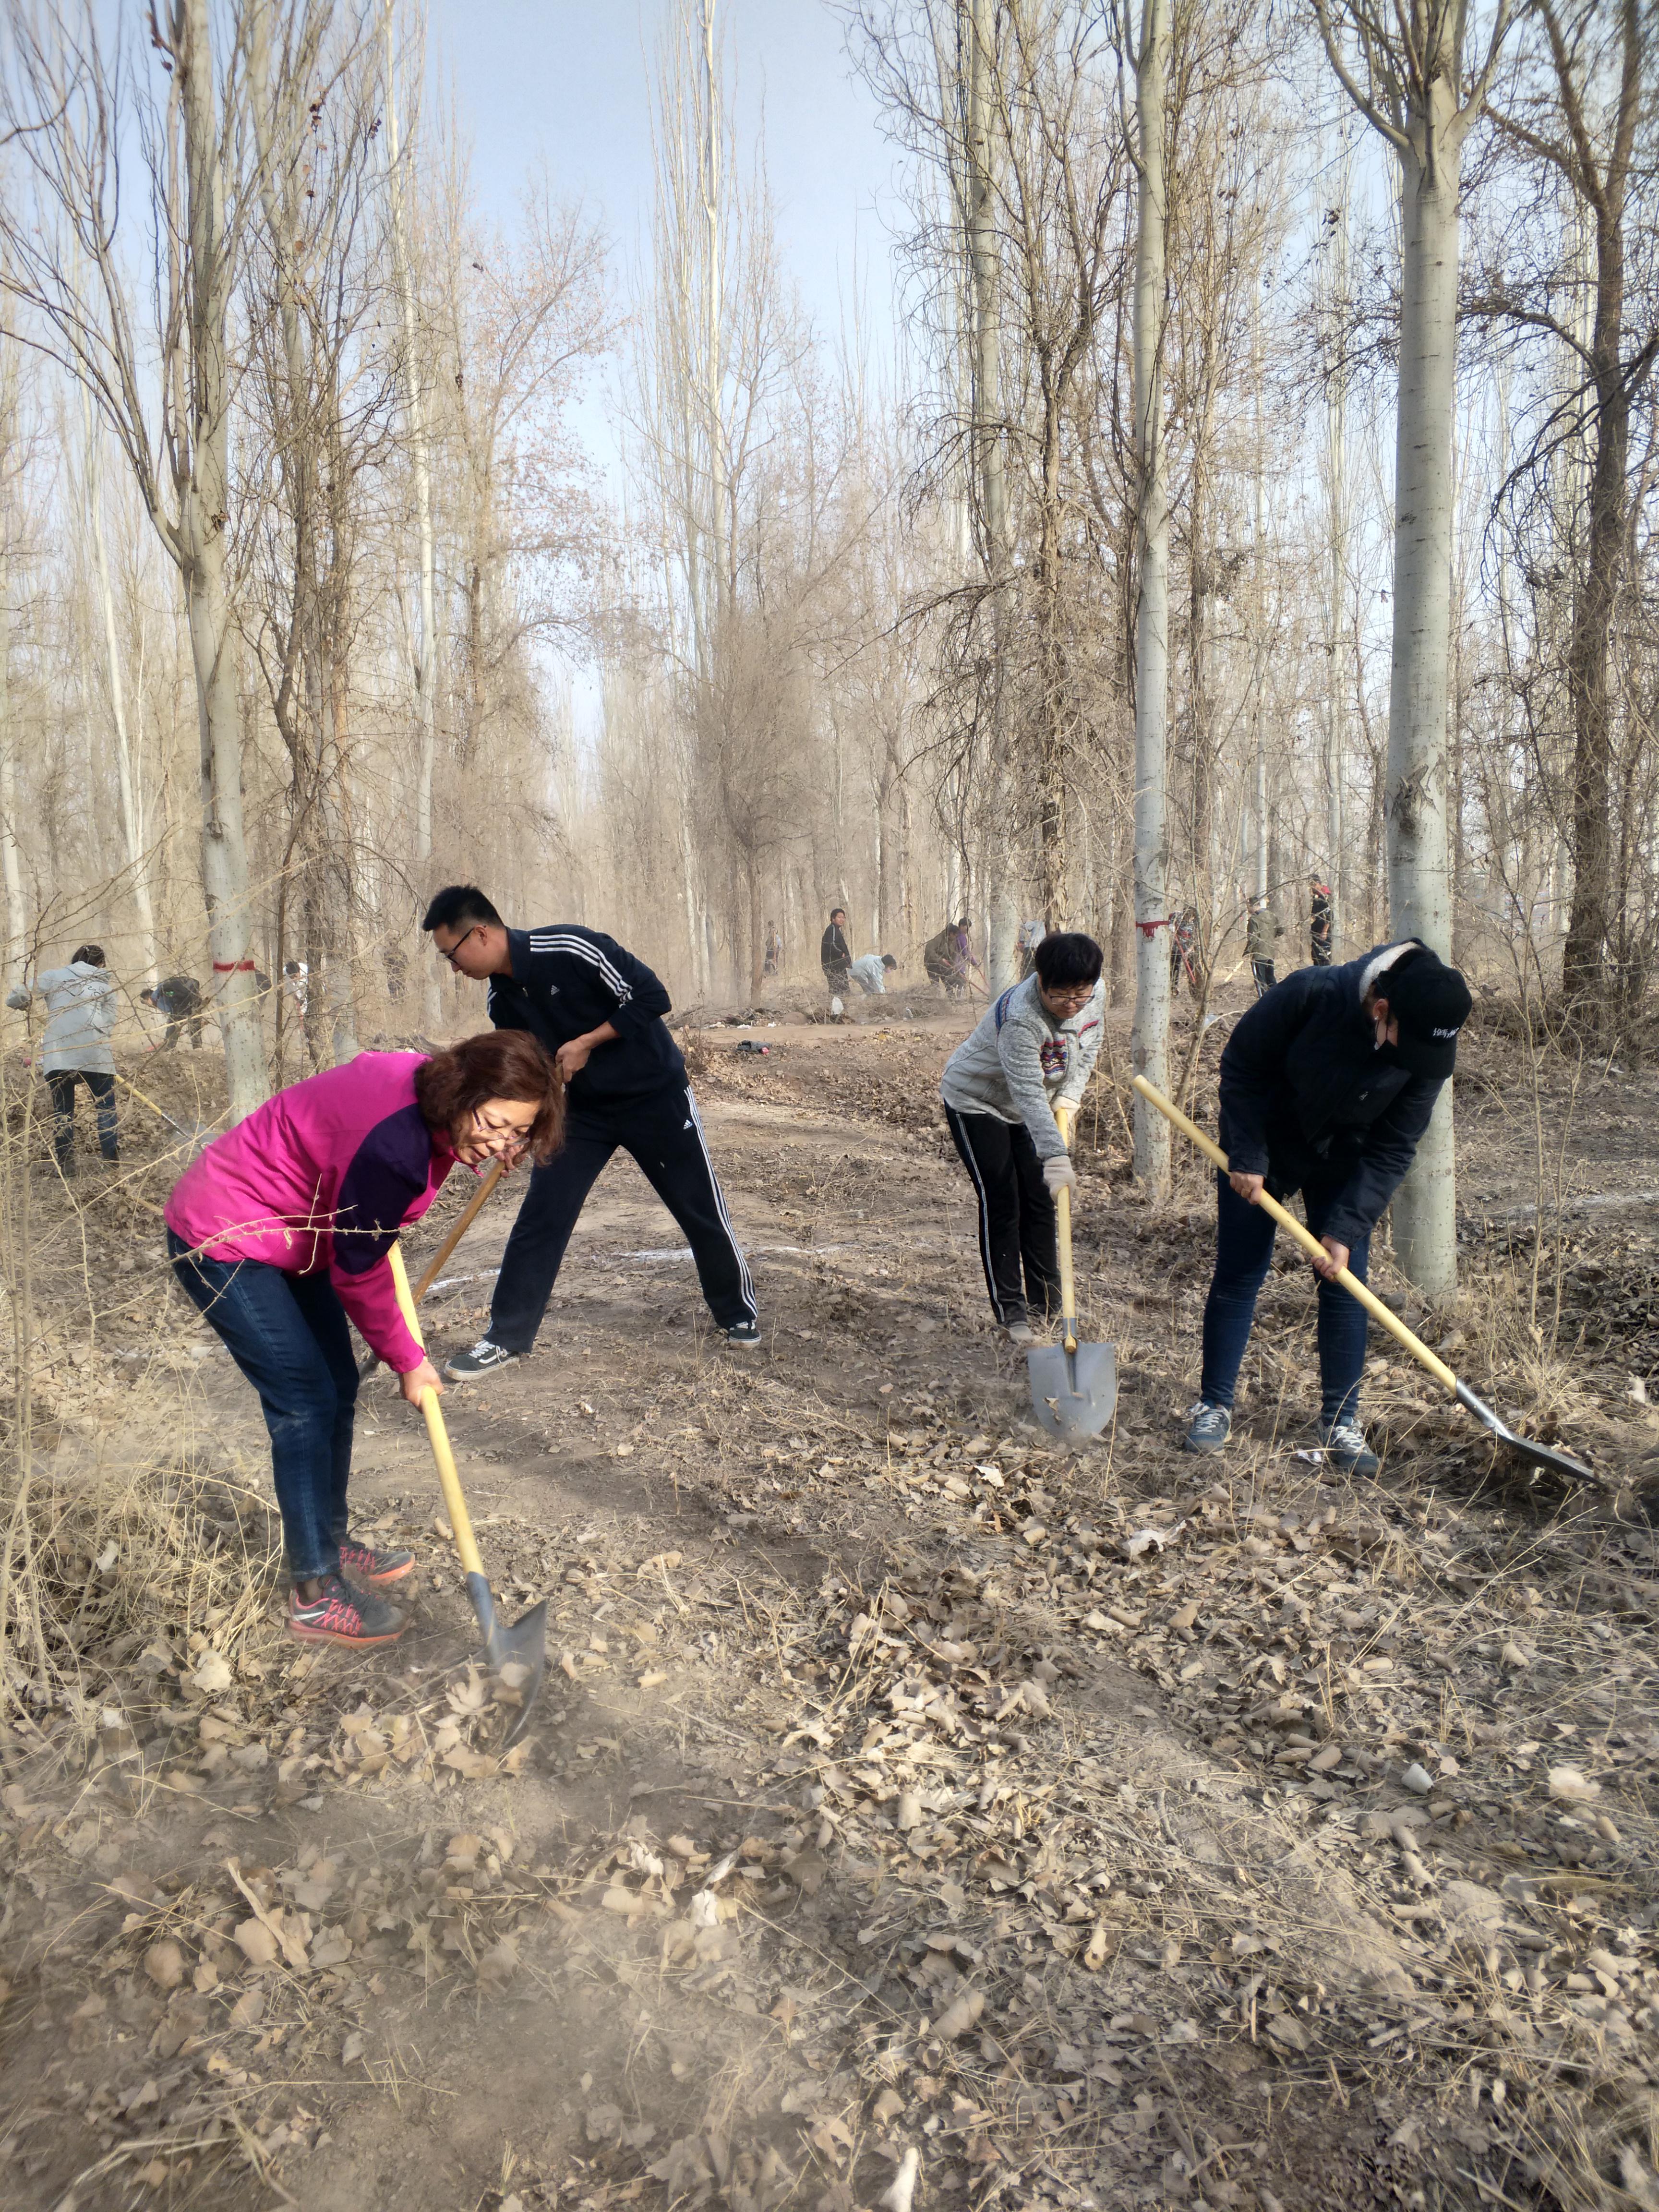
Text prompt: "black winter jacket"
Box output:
[[821, 922, 851, 973], [1217, 940, 1445, 1248], [487, 926, 686, 1113]]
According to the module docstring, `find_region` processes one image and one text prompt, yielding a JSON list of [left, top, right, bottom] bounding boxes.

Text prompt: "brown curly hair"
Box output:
[[414, 1031, 564, 1162]]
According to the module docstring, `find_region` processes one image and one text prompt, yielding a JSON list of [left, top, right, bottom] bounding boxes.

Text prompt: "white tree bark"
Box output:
[[1129, 0, 1171, 1191], [1383, 74, 1462, 1298], [383, 0, 442, 1034], [1323, 130, 1352, 955], [82, 387, 159, 983], [179, 0, 264, 1119], [0, 306, 25, 998], [1314, 0, 1515, 1301]]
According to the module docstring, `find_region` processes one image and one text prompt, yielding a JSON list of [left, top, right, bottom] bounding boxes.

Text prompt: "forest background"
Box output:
[[0, 0, 1653, 1301]]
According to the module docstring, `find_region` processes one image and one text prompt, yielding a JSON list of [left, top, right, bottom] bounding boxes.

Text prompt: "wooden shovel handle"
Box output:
[[388, 1241, 489, 1585], [1055, 1104, 1077, 1353], [413, 1158, 505, 1302], [1130, 1075, 1458, 1395]]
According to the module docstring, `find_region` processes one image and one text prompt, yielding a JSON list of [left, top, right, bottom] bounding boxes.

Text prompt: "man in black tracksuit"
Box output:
[[422, 886, 758, 1376], [1181, 938, 1471, 1479]]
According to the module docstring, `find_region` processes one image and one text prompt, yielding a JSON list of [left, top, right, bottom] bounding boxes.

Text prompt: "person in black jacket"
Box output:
[[422, 887, 759, 1374], [1182, 938, 1471, 1477], [821, 910, 852, 1001]]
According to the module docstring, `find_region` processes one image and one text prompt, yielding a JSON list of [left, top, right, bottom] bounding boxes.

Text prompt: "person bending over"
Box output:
[[166, 1032, 561, 1647], [939, 931, 1104, 1346], [850, 951, 898, 995], [423, 886, 759, 1375], [1182, 938, 1471, 1478]]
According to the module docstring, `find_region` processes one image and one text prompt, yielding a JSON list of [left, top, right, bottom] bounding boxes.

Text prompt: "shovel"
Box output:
[[388, 1240, 548, 1747], [1027, 1105, 1118, 1439], [359, 1159, 505, 1377], [1132, 1075, 1594, 1485]]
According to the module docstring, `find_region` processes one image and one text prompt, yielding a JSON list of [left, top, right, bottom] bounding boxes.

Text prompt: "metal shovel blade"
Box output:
[[467, 1574, 550, 1749], [1028, 1340, 1118, 1440], [1455, 1382, 1595, 1485]]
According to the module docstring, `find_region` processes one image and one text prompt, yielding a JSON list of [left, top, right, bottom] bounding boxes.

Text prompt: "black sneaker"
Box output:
[[723, 1322, 762, 1350], [337, 1539, 416, 1588], [445, 1338, 518, 1382]]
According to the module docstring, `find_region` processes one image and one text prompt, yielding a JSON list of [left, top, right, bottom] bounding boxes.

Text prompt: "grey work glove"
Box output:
[[1042, 1154, 1077, 1195]]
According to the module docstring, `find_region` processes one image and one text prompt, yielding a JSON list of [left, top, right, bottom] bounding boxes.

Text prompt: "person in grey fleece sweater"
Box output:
[[7, 945, 120, 1173], [939, 931, 1105, 1343]]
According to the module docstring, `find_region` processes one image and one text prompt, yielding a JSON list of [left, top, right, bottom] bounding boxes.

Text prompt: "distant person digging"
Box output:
[[924, 917, 980, 1001], [8, 944, 120, 1176], [850, 951, 898, 996], [141, 973, 206, 1050]]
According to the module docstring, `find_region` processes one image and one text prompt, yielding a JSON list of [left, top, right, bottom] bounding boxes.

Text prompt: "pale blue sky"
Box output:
[[426, 0, 902, 360]]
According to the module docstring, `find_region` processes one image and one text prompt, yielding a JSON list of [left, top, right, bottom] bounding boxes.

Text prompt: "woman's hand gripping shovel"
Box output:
[[1027, 1106, 1118, 1439], [1131, 1075, 1595, 1486], [388, 1241, 548, 1747]]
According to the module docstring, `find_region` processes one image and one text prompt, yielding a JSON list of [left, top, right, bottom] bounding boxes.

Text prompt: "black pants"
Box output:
[[1251, 958, 1276, 1000], [489, 1084, 756, 1351], [944, 1104, 1059, 1326], [47, 1070, 117, 1171]]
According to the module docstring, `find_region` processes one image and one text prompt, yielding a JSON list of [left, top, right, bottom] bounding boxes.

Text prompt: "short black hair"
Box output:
[[72, 944, 105, 967], [830, 907, 846, 920], [423, 884, 504, 934], [1034, 931, 1103, 989], [881, 953, 898, 969]]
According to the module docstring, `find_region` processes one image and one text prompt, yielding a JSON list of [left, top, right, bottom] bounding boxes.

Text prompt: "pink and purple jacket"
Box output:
[[164, 1053, 457, 1374]]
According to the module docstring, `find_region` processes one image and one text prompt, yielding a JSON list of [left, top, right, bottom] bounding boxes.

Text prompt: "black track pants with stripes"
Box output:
[[487, 1085, 756, 1351], [944, 1104, 1060, 1326]]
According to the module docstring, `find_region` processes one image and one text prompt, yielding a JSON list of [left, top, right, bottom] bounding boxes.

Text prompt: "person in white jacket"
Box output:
[[7, 945, 120, 1175], [938, 931, 1104, 1344]]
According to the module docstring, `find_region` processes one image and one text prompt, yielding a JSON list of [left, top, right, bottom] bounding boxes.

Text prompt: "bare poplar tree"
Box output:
[[1312, 0, 1517, 1298], [1123, 0, 1171, 1194], [0, 0, 273, 1115], [1484, 1, 1655, 1031], [381, 0, 442, 1033]]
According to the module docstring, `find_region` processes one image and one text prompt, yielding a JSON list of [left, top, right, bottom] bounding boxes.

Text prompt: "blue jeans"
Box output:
[[168, 1230, 358, 1581], [1199, 1171, 1372, 1429]]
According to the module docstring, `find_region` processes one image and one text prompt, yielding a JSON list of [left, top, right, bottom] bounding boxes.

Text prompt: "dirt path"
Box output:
[[4, 1022, 1659, 2212]]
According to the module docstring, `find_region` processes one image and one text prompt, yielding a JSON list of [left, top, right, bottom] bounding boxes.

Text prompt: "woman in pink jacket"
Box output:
[[166, 1032, 562, 1647]]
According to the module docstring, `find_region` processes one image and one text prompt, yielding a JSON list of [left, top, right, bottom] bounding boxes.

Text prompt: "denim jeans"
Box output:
[[168, 1230, 358, 1581], [1199, 1171, 1372, 1429]]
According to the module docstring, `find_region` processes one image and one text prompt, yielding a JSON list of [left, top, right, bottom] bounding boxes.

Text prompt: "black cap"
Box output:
[[1380, 949, 1472, 1079]]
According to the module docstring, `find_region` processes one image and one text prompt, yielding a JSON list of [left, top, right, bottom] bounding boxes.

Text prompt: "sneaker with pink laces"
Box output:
[[337, 1538, 415, 1588], [288, 1574, 406, 1647]]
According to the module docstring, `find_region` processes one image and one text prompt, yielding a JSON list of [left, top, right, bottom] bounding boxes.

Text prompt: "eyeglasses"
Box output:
[[437, 924, 481, 968]]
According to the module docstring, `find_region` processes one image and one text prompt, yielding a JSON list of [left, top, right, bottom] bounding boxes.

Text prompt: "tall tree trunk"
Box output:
[[1559, 4, 1641, 1023], [0, 309, 25, 998], [83, 393, 159, 981], [1385, 59, 1462, 1299], [1323, 129, 1351, 955], [966, 0, 1015, 993], [1130, 0, 1171, 1195], [383, 0, 442, 1034], [180, 0, 265, 1119]]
